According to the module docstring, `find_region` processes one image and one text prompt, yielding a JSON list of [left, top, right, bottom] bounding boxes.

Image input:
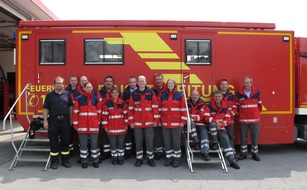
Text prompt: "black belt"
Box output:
[[50, 115, 68, 119]]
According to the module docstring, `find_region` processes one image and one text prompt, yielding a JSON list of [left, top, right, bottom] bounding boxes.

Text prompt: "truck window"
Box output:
[[84, 39, 123, 65], [39, 39, 66, 65], [185, 39, 211, 65]]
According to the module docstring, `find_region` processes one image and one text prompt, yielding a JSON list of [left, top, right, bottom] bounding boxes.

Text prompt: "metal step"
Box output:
[[191, 157, 223, 164], [17, 155, 49, 162], [21, 146, 50, 152], [25, 138, 49, 142], [191, 149, 220, 153]]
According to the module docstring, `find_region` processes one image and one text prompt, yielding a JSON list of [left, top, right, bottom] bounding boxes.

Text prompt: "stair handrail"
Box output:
[[2, 83, 32, 155]]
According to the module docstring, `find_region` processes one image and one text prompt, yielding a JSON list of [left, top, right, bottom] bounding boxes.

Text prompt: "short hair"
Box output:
[[220, 79, 229, 84], [166, 78, 177, 88], [84, 82, 92, 88], [54, 76, 64, 84], [138, 75, 146, 81], [69, 75, 78, 80], [243, 76, 253, 83], [213, 90, 223, 96], [104, 75, 113, 82], [110, 87, 120, 94], [155, 73, 164, 79], [128, 76, 137, 82]]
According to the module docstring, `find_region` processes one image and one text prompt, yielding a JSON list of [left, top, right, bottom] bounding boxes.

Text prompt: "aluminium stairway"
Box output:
[[9, 128, 51, 171]]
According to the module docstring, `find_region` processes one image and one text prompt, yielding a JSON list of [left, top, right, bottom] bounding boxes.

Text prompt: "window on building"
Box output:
[[39, 39, 65, 65], [84, 39, 124, 65], [185, 39, 211, 65]]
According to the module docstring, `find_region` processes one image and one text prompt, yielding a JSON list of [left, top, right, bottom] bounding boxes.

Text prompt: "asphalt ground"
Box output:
[[1, 120, 307, 190]]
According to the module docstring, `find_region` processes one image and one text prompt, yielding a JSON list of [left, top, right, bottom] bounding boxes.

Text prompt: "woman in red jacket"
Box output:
[[159, 79, 187, 167], [73, 82, 102, 169], [101, 87, 128, 165]]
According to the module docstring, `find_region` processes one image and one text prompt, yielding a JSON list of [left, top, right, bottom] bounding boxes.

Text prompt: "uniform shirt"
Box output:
[[43, 90, 73, 117]]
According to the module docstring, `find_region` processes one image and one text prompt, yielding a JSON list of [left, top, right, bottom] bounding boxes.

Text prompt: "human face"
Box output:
[[80, 76, 88, 87], [220, 81, 228, 92], [104, 77, 113, 90], [155, 75, 163, 88], [214, 93, 223, 104], [84, 83, 93, 93], [129, 78, 137, 89], [70, 77, 78, 87], [111, 90, 119, 100], [191, 90, 200, 102], [54, 79, 64, 91], [138, 77, 146, 89], [244, 78, 252, 91], [167, 80, 175, 92]]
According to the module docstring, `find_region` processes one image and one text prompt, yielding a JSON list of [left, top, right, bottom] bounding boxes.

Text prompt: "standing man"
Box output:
[[65, 75, 79, 154], [218, 79, 237, 155], [151, 73, 166, 160], [236, 77, 262, 161], [205, 90, 240, 169], [122, 76, 138, 159], [43, 76, 74, 169], [98, 76, 116, 161], [128, 75, 159, 167]]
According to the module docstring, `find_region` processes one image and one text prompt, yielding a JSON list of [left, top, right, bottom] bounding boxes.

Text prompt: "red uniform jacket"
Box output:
[[236, 86, 262, 124], [73, 92, 102, 134], [187, 98, 208, 126], [101, 97, 128, 136], [160, 89, 187, 128], [152, 82, 167, 98], [128, 86, 159, 128], [204, 100, 231, 128]]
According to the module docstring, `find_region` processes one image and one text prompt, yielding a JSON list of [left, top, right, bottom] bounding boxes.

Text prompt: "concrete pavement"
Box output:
[[1, 120, 307, 190]]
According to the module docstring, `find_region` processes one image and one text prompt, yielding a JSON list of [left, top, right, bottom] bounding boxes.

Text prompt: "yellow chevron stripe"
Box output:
[[104, 38, 124, 44], [121, 33, 172, 52], [189, 74, 202, 84], [139, 53, 179, 59], [146, 62, 190, 70]]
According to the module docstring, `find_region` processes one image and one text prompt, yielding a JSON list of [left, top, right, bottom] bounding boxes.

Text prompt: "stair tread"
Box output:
[[191, 157, 222, 163], [25, 138, 49, 142], [21, 146, 50, 151], [17, 155, 49, 162]]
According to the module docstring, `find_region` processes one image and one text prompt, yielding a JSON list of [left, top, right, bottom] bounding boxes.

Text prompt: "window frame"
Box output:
[[39, 39, 66, 65], [185, 39, 212, 66], [84, 38, 124, 65]]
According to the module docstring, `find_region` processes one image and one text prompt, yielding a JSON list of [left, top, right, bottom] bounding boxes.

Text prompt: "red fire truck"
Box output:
[[15, 20, 307, 144]]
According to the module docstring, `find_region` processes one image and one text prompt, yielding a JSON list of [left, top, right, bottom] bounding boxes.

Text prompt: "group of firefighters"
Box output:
[[42, 74, 262, 170]]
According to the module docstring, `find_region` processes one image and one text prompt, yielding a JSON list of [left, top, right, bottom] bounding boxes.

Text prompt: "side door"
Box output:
[[181, 33, 216, 101], [32, 33, 69, 116]]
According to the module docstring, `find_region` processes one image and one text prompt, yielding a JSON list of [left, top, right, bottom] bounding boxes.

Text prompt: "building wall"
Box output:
[[0, 51, 15, 81]]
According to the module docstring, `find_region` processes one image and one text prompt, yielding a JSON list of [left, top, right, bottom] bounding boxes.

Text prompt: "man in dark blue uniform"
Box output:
[[43, 76, 74, 169]]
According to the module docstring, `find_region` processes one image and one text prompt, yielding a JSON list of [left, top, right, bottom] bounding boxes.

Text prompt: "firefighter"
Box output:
[[122, 76, 138, 160], [205, 90, 240, 169], [98, 76, 116, 161], [236, 77, 262, 161], [65, 75, 79, 155], [151, 73, 167, 160], [160, 79, 187, 168], [128, 75, 159, 167], [102, 87, 128, 165], [187, 90, 210, 161], [218, 79, 237, 156], [73, 82, 102, 168], [43, 76, 73, 169]]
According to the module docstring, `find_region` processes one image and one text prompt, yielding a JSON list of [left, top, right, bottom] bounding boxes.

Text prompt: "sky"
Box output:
[[41, 0, 306, 37]]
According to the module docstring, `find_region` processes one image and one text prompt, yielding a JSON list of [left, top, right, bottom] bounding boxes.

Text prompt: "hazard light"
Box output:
[[21, 34, 29, 40], [170, 34, 177, 40], [283, 36, 290, 42]]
